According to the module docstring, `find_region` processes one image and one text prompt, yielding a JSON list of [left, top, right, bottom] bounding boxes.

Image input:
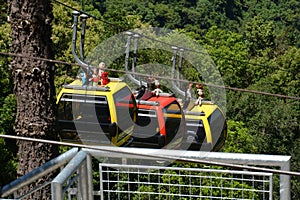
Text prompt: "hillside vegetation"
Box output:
[[0, 0, 299, 198]]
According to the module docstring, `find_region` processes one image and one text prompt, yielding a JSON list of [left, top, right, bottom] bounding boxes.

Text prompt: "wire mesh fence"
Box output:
[[99, 163, 273, 200], [2, 148, 291, 200]]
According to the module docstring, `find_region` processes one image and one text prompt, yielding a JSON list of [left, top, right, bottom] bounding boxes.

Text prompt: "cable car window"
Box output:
[[163, 100, 182, 143], [135, 109, 159, 135], [185, 119, 206, 143], [57, 93, 111, 123], [113, 87, 136, 131], [57, 99, 73, 120], [208, 108, 225, 144], [164, 100, 182, 114]]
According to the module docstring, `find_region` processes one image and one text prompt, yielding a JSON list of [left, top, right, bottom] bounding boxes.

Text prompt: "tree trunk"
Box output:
[[9, 0, 58, 199]]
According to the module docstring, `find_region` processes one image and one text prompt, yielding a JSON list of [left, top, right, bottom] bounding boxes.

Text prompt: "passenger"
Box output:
[[146, 77, 155, 90], [101, 71, 109, 85], [182, 82, 194, 110], [78, 70, 88, 86], [97, 62, 110, 85], [89, 67, 100, 86], [152, 79, 163, 96], [135, 85, 146, 99], [195, 83, 204, 106], [186, 82, 193, 99], [98, 62, 106, 77]]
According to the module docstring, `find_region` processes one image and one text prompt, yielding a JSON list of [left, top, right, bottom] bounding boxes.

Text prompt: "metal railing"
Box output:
[[87, 146, 291, 199], [51, 150, 94, 200], [0, 148, 78, 199], [99, 163, 273, 200], [0, 147, 291, 200]]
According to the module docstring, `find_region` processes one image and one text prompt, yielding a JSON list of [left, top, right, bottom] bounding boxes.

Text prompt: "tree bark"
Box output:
[[9, 0, 58, 199]]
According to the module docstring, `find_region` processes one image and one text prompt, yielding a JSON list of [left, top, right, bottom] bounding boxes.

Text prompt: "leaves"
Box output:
[[222, 120, 258, 153], [0, 0, 299, 197]]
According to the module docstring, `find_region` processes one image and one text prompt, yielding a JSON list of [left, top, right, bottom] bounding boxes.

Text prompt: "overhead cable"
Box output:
[[0, 134, 299, 177], [1, 51, 299, 100]]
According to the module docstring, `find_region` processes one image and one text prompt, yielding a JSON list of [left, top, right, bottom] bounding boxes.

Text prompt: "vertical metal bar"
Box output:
[[71, 11, 89, 69], [52, 151, 87, 199], [68, 186, 72, 200], [127, 167, 130, 200], [108, 168, 110, 200], [118, 170, 120, 200], [51, 182, 63, 200], [99, 164, 104, 200], [269, 174, 273, 200], [148, 172, 151, 200], [132, 34, 139, 73], [77, 169, 82, 199], [263, 175, 266, 199], [124, 32, 135, 85], [171, 46, 177, 81], [87, 153, 94, 200], [79, 159, 88, 200], [170, 46, 185, 97], [80, 14, 88, 62], [124, 32, 146, 87], [177, 48, 184, 87], [280, 162, 291, 200]]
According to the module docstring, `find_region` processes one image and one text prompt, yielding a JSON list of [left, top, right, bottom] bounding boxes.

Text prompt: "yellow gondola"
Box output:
[[184, 101, 227, 151], [56, 78, 137, 146]]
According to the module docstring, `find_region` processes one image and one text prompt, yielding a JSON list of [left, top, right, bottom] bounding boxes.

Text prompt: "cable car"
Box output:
[[165, 46, 227, 151], [131, 89, 185, 149], [183, 101, 227, 151], [56, 11, 136, 146], [56, 78, 137, 147], [123, 31, 226, 151]]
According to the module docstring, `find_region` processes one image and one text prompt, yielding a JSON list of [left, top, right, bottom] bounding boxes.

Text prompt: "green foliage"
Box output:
[[222, 120, 258, 153], [52, 0, 105, 92], [0, 137, 17, 185], [127, 168, 260, 199], [0, 0, 7, 24], [248, 89, 298, 155], [0, 23, 12, 102], [1, 0, 299, 198], [272, 47, 300, 96], [0, 94, 16, 135], [0, 94, 17, 186], [243, 16, 276, 57], [241, 0, 300, 47], [202, 26, 249, 87], [52, 0, 81, 92], [0, 17, 17, 187]]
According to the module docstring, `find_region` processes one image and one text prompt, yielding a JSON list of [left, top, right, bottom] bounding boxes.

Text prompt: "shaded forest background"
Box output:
[[0, 0, 299, 198]]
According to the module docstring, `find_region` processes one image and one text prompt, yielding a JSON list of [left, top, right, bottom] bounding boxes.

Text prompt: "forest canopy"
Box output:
[[0, 0, 299, 198]]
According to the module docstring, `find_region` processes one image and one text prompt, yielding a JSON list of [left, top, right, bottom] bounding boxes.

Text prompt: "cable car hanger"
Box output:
[[79, 14, 88, 62], [125, 31, 188, 98], [71, 10, 97, 78], [125, 31, 147, 87], [171, 46, 185, 97]]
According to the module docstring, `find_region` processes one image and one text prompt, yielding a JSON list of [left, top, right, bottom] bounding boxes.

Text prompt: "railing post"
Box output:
[[99, 164, 104, 200], [87, 153, 94, 200], [51, 150, 87, 200], [79, 159, 88, 200], [0, 148, 78, 198], [280, 160, 291, 200], [51, 182, 63, 200]]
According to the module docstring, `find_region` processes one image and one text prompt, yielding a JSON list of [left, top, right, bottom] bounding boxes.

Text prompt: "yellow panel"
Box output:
[[56, 79, 134, 147]]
